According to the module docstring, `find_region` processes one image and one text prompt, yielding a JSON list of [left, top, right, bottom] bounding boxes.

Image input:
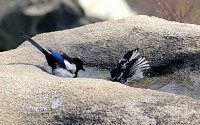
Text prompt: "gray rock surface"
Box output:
[[0, 15, 200, 124]]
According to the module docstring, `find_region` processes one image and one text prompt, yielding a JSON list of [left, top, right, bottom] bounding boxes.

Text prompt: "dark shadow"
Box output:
[[7, 62, 52, 75]]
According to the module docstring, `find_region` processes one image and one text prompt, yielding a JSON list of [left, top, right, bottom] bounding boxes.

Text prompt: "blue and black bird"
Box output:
[[110, 48, 182, 83], [20, 32, 85, 78]]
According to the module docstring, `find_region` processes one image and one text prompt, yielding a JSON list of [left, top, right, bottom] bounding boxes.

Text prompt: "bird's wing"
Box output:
[[51, 50, 76, 73], [125, 58, 138, 70], [118, 49, 140, 68], [123, 57, 150, 78], [51, 50, 65, 66], [60, 52, 74, 63], [129, 57, 150, 72], [123, 50, 133, 60], [128, 49, 140, 62]]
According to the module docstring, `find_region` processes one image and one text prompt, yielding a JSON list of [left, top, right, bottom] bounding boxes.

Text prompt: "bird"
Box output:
[[110, 48, 182, 83], [20, 32, 85, 78], [110, 48, 150, 83]]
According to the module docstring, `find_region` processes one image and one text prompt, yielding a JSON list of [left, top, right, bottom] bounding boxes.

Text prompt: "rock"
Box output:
[[0, 15, 200, 124]]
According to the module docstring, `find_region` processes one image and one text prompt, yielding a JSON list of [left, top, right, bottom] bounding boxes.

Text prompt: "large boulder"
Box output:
[[0, 15, 200, 124]]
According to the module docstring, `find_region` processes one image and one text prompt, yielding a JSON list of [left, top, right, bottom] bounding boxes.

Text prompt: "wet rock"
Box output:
[[0, 15, 200, 124]]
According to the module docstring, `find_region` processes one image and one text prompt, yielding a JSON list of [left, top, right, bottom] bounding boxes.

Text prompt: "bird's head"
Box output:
[[74, 58, 85, 72], [110, 67, 123, 82]]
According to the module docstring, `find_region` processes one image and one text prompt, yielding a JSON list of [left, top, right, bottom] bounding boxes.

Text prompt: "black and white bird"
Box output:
[[20, 32, 85, 78], [110, 48, 182, 83]]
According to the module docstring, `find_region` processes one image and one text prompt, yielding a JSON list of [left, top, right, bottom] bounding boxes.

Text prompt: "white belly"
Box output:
[[64, 60, 76, 74], [53, 68, 75, 77]]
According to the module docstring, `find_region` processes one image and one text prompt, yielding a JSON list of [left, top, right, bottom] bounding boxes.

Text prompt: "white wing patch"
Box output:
[[64, 60, 76, 73], [126, 57, 150, 81], [120, 49, 141, 70], [130, 57, 150, 72]]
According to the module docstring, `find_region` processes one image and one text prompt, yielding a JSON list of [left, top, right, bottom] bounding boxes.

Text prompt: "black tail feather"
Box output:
[[144, 59, 184, 77], [148, 59, 183, 67], [20, 32, 50, 57], [20, 32, 57, 69]]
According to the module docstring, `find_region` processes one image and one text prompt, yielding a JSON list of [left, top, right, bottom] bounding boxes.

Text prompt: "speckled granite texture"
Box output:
[[0, 15, 200, 124]]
